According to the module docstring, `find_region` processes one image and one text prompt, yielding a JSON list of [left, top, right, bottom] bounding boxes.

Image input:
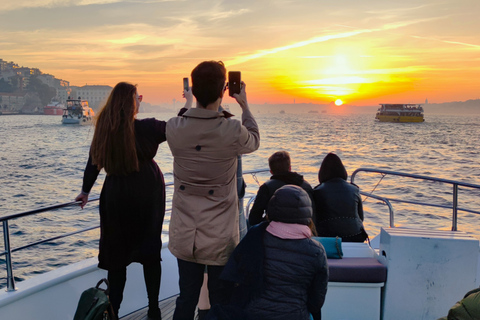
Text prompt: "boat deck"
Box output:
[[121, 295, 179, 320]]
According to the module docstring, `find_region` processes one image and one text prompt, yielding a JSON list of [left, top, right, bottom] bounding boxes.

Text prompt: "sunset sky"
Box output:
[[1, 0, 479, 106]]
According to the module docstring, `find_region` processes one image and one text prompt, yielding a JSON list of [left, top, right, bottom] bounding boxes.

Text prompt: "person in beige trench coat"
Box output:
[[166, 61, 260, 320]]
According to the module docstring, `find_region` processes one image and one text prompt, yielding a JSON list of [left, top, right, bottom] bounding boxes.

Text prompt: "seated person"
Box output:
[[313, 152, 368, 242], [249, 151, 314, 226], [217, 185, 328, 320]]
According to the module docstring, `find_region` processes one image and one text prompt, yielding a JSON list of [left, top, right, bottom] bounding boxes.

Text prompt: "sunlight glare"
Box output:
[[335, 99, 343, 106]]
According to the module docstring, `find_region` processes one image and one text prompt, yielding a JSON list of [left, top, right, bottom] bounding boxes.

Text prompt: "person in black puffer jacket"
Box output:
[[249, 151, 314, 226], [214, 185, 328, 320], [313, 152, 367, 242]]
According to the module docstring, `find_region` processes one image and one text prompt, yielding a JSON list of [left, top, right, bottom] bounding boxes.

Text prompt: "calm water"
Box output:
[[1, 112, 480, 288]]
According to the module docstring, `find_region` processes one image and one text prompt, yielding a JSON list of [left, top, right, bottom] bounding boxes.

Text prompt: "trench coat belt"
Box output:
[[177, 183, 229, 198]]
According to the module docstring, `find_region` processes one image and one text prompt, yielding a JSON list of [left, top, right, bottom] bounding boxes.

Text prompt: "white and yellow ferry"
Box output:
[[375, 103, 425, 123]]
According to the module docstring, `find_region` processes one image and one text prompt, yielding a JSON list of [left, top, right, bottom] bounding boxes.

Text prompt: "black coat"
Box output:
[[82, 118, 169, 270], [313, 178, 367, 242], [221, 222, 328, 320], [248, 172, 314, 226]]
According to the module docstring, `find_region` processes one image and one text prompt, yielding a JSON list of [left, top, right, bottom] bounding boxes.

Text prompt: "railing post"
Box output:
[[3, 221, 16, 291], [452, 184, 458, 231]]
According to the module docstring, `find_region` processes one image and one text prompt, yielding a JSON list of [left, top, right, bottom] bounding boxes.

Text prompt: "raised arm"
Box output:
[[233, 82, 260, 154]]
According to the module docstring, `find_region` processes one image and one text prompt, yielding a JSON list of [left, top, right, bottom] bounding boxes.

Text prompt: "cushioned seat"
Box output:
[[327, 258, 387, 283]]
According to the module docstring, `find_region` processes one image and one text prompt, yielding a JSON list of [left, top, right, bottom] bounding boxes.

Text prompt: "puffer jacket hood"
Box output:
[[267, 185, 312, 225]]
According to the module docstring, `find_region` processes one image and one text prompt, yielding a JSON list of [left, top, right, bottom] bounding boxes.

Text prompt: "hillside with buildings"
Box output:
[[0, 59, 112, 114]]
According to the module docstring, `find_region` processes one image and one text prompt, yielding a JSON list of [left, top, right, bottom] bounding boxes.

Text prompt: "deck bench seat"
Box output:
[[327, 257, 387, 283]]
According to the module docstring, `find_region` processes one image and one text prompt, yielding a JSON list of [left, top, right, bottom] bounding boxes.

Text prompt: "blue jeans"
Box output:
[[173, 259, 230, 320]]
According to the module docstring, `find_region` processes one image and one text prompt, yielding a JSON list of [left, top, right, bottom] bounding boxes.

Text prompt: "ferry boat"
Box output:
[[43, 99, 65, 115], [375, 103, 424, 122], [61, 97, 95, 125], [0, 168, 479, 319]]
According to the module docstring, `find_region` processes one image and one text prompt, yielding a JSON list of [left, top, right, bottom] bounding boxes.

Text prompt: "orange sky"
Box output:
[[1, 1, 479, 106]]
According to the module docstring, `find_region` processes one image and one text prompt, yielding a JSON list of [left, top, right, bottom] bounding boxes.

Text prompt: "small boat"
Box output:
[[308, 110, 318, 114], [279, 110, 285, 114], [43, 99, 65, 115], [375, 103, 424, 122], [61, 97, 94, 125]]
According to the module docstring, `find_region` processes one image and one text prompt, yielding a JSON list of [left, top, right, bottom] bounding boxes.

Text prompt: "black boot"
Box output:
[[147, 305, 161, 320], [108, 268, 127, 319], [144, 262, 162, 320], [197, 308, 210, 320]]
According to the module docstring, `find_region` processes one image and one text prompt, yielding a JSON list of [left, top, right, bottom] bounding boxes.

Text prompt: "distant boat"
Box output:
[[321, 110, 327, 114], [43, 99, 65, 115], [375, 104, 424, 123], [61, 97, 94, 125], [279, 110, 285, 114], [308, 110, 318, 114]]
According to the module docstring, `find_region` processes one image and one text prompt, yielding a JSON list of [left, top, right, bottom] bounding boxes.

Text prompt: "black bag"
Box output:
[[73, 278, 114, 320]]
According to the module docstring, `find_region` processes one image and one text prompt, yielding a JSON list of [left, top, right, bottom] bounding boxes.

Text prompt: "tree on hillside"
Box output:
[[0, 79, 13, 92], [27, 76, 57, 106]]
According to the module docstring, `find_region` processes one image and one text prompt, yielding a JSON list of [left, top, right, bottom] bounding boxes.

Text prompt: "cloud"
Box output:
[[224, 15, 453, 68], [122, 44, 172, 54], [0, 0, 178, 12], [411, 36, 480, 49]]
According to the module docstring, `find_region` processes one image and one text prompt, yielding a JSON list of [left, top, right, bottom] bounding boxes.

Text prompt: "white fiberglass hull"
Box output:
[[0, 245, 179, 319], [62, 117, 92, 125]]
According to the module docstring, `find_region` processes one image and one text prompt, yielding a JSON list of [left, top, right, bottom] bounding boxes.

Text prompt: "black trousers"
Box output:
[[108, 261, 162, 317], [172, 259, 230, 320]]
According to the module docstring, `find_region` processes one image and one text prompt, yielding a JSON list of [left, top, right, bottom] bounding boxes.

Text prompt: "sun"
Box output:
[[335, 99, 343, 106]]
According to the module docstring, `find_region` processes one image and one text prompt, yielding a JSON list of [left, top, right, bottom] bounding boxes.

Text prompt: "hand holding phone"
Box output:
[[183, 77, 189, 91], [228, 71, 241, 97]]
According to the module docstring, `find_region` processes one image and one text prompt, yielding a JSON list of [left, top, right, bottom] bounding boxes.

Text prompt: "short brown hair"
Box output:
[[191, 61, 226, 108], [268, 151, 291, 175]]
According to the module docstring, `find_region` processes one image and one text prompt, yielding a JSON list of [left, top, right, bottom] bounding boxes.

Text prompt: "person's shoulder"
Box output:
[[345, 180, 360, 191], [135, 118, 156, 127], [301, 179, 313, 190], [166, 115, 183, 125], [308, 238, 327, 255], [313, 182, 325, 191]]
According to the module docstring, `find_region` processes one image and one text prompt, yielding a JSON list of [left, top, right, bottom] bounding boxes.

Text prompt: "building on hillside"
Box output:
[[70, 85, 112, 110], [0, 92, 26, 113], [57, 87, 72, 104]]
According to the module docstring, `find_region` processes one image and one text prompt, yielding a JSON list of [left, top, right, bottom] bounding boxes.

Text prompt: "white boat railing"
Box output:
[[351, 168, 480, 231], [0, 169, 270, 292]]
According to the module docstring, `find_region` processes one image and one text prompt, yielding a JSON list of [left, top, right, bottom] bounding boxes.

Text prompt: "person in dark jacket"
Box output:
[[75, 82, 189, 319], [248, 151, 314, 226], [217, 185, 329, 320], [313, 152, 367, 242]]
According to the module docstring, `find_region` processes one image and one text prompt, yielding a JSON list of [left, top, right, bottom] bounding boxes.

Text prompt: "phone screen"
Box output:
[[228, 71, 241, 96], [183, 78, 189, 91]]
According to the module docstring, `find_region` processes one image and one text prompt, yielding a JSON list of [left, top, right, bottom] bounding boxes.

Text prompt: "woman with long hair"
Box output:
[[75, 82, 189, 319], [313, 152, 368, 242]]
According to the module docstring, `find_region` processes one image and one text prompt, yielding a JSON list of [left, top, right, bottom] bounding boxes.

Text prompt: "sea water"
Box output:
[[1, 112, 480, 288]]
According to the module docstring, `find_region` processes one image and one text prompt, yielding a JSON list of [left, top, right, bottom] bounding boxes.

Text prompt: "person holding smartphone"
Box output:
[[75, 82, 190, 319], [166, 61, 260, 320]]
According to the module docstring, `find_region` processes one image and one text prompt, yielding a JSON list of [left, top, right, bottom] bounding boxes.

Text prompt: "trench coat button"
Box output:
[[208, 190, 214, 195], [195, 145, 201, 151], [180, 185, 185, 190]]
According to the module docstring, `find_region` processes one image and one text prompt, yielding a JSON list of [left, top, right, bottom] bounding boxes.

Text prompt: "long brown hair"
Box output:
[[90, 82, 139, 175]]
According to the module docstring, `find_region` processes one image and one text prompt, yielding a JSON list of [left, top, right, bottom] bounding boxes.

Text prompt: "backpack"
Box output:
[[73, 278, 114, 320]]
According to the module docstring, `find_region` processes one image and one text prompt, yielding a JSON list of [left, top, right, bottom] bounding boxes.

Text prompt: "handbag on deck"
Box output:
[[73, 278, 115, 320], [312, 236, 343, 259]]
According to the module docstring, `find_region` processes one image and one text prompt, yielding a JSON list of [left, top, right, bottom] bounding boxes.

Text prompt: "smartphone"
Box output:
[[183, 77, 189, 91], [228, 71, 241, 96]]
